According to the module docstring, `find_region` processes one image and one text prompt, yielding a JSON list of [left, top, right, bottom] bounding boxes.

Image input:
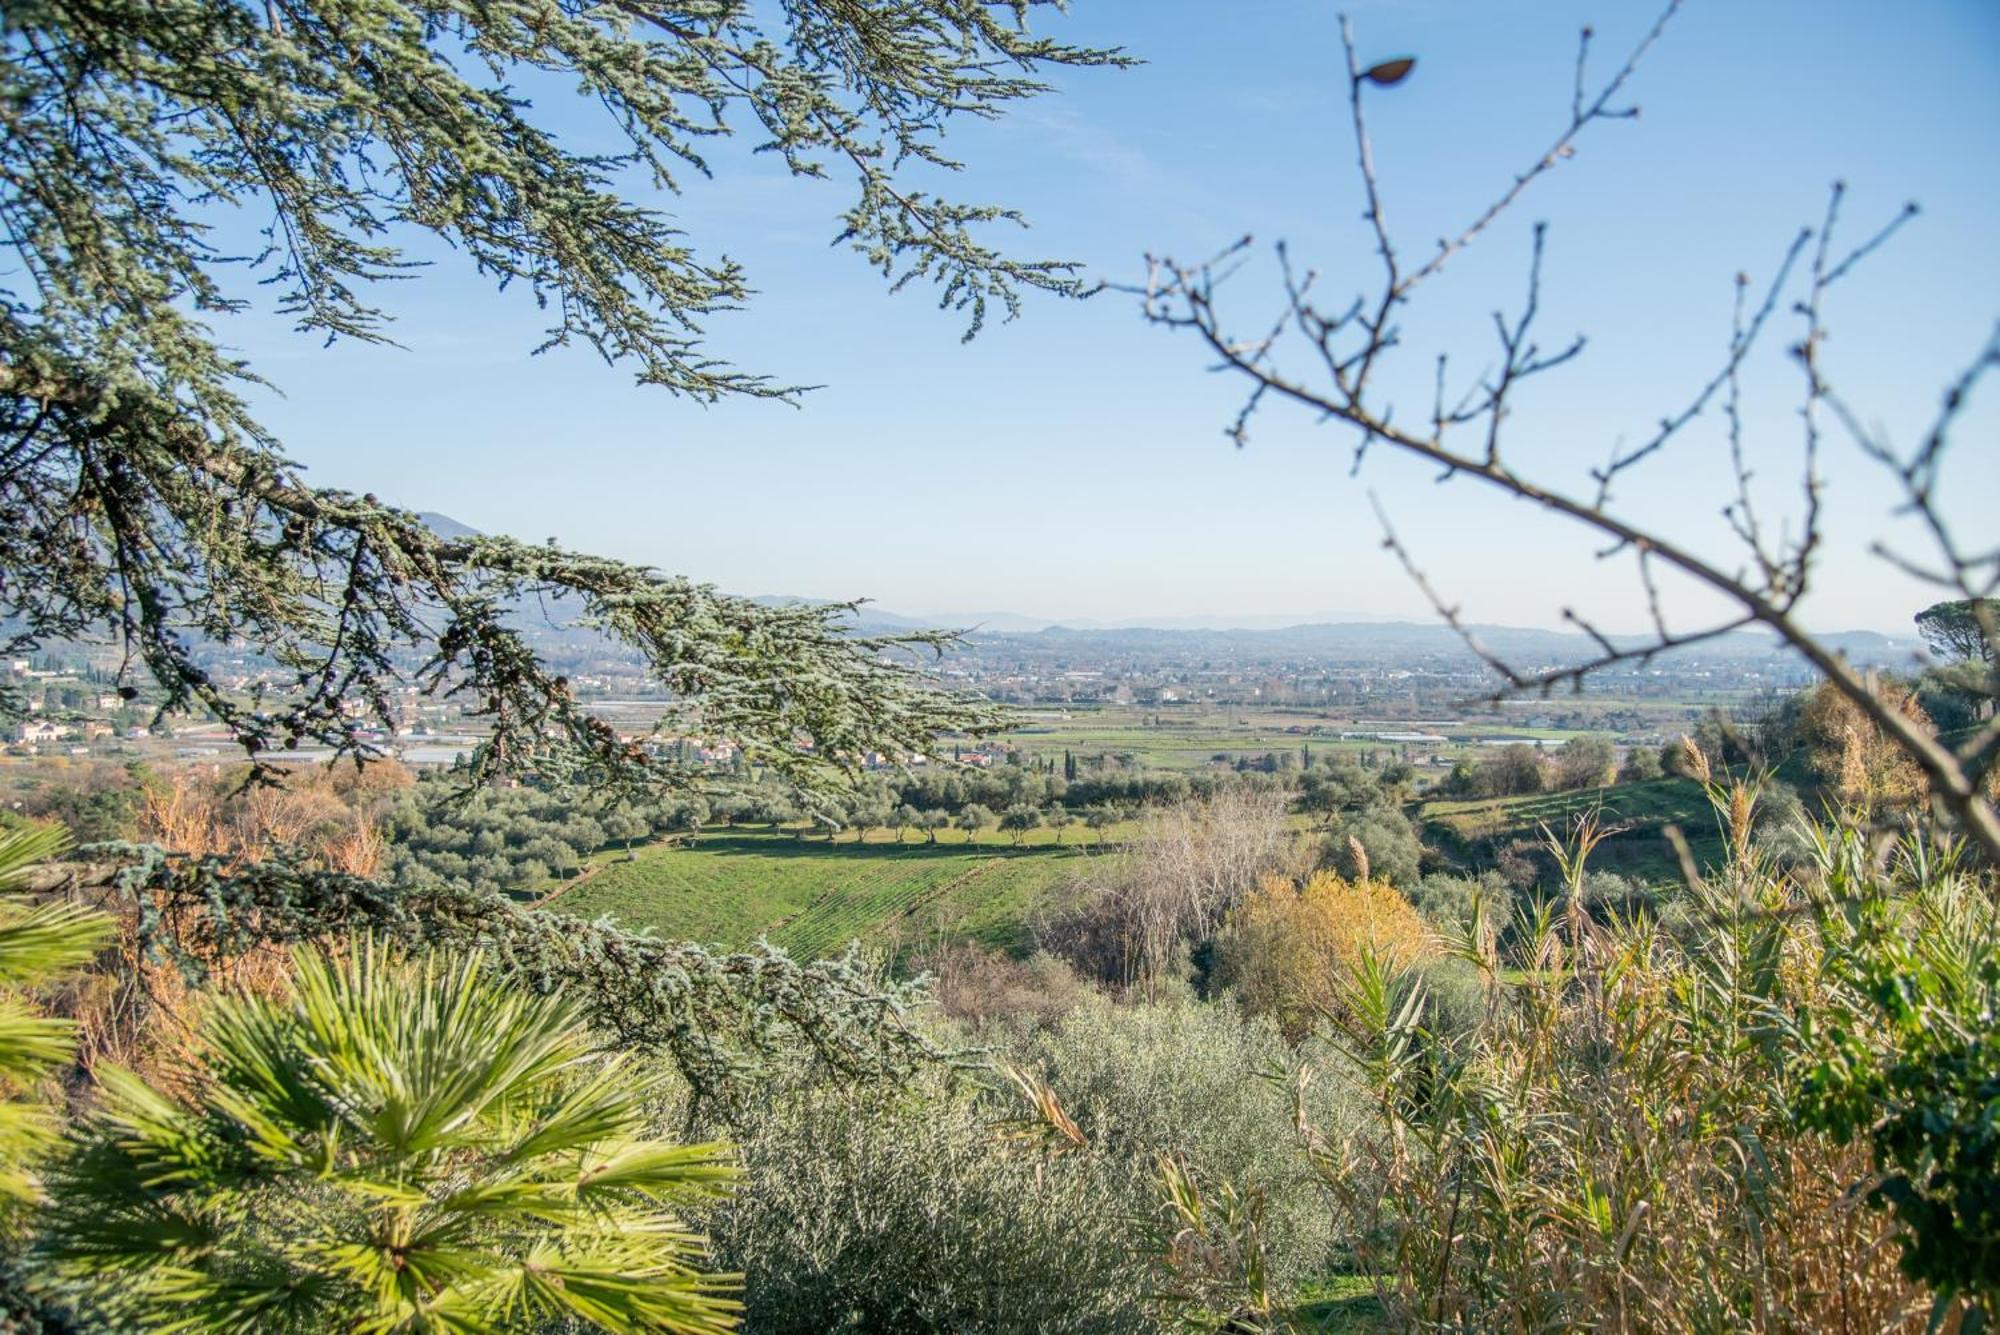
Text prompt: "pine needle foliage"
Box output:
[[43, 940, 741, 1333], [96, 845, 941, 1108], [0, 0, 1128, 785]]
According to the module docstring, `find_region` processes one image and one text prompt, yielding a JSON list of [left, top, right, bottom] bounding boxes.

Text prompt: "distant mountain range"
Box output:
[[761, 603, 1923, 668], [752, 601, 1920, 665], [1002, 621, 1921, 664], [416, 512, 482, 542], [417, 515, 1926, 667], [791, 607, 1393, 634]]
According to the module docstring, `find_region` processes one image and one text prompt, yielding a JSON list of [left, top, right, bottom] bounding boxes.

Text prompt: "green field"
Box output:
[[550, 827, 1103, 958], [1005, 703, 1625, 772], [1419, 776, 1723, 881], [549, 771, 1737, 963]]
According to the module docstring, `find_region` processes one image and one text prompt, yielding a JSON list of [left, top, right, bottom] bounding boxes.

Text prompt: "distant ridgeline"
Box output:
[[0, 510, 1927, 683]]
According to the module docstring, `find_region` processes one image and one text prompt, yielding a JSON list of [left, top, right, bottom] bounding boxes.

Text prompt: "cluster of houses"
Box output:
[[5, 658, 133, 756]]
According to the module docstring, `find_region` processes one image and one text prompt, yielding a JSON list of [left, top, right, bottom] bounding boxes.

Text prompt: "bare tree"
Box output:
[[1135, 6, 2000, 859], [1048, 786, 1301, 997]]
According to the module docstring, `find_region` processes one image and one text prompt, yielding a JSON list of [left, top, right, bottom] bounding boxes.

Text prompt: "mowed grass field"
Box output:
[[1008, 722, 1383, 770], [1005, 704, 1620, 771], [1419, 776, 1723, 881], [549, 826, 1106, 959]]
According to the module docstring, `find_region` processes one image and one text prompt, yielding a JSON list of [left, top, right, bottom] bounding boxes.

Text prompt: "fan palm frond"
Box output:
[[0, 822, 111, 1209], [46, 940, 741, 1333]]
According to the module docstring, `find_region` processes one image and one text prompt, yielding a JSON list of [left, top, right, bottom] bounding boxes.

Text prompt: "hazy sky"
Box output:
[[236, 0, 1999, 632]]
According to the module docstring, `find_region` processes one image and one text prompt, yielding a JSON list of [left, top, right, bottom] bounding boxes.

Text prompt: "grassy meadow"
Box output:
[[552, 776, 1732, 964], [1003, 702, 1653, 772], [550, 825, 1112, 957], [1419, 775, 1723, 881]]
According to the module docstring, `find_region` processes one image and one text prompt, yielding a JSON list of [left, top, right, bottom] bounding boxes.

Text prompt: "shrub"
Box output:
[[1322, 802, 1422, 889], [1616, 746, 1663, 783], [1407, 954, 1484, 1049], [710, 1068, 1150, 1333], [914, 942, 1091, 1032], [1578, 869, 1657, 917], [1792, 831, 2000, 1319], [20, 766, 145, 844], [1216, 872, 1437, 1040], [44, 942, 739, 1333], [1010, 994, 1363, 1292], [1798, 679, 1935, 811], [1409, 871, 1514, 939], [1294, 786, 1929, 1330]]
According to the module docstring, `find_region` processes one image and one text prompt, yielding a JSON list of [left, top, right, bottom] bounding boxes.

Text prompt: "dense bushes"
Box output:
[[914, 942, 1090, 1031], [1407, 869, 1514, 937], [710, 994, 1368, 1332], [1798, 679, 1940, 808], [1792, 833, 2000, 1313], [1292, 785, 1986, 1330], [8, 731, 1995, 1331], [1011, 996, 1362, 1293], [1216, 873, 1436, 1039], [1317, 802, 1421, 887], [710, 1068, 1151, 1333]]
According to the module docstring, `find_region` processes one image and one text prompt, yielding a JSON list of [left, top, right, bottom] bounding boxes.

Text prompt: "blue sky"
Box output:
[[237, 0, 1999, 632]]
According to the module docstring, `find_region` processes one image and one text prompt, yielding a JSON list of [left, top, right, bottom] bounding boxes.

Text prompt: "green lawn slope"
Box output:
[[549, 826, 1102, 958], [1419, 776, 1725, 882]]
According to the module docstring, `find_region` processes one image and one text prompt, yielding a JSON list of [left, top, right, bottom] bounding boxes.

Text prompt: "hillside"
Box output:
[[1419, 776, 1724, 883], [556, 777, 1765, 963], [550, 827, 1104, 958]]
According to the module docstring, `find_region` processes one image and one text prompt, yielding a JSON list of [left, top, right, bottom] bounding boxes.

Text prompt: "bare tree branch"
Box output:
[[1136, 7, 2000, 860]]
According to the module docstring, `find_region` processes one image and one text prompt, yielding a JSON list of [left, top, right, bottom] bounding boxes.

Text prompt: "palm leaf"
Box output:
[[44, 939, 742, 1332]]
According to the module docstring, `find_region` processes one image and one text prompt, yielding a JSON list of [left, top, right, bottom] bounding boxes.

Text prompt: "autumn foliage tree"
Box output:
[[1799, 680, 1941, 812], [1216, 871, 1437, 1042]]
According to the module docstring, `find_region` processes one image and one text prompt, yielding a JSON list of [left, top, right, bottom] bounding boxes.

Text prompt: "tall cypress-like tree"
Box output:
[[0, 0, 1128, 790]]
